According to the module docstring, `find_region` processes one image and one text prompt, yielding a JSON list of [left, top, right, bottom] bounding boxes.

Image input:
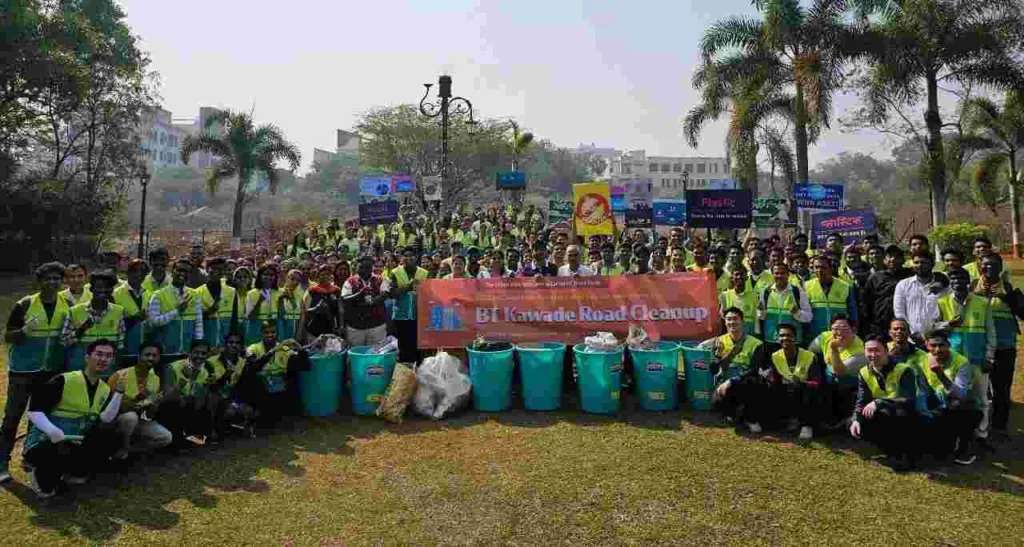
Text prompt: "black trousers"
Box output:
[[858, 412, 919, 458], [23, 426, 119, 492], [991, 347, 1016, 432], [924, 406, 982, 457], [742, 381, 827, 428], [0, 370, 53, 470], [156, 398, 213, 439], [394, 319, 420, 363]]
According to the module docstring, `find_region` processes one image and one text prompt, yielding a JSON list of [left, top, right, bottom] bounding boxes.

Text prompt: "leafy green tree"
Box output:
[[850, 0, 1024, 227], [181, 111, 301, 238]]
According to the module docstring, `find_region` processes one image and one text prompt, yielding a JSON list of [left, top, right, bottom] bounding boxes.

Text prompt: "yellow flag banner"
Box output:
[[572, 182, 614, 237]]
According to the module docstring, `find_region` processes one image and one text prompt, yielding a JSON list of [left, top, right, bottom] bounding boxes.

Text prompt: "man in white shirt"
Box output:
[[558, 245, 594, 277], [892, 251, 946, 343]]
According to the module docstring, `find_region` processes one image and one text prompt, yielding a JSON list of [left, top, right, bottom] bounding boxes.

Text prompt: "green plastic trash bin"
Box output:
[[347, 346, 397, 416], [515, 342, 565, 410], [572, 344, 624, 415], [680, 342, 714, 410], [629, 341, 680, 411], [300, 352, 345, 417], [467, 343, 515, 412]]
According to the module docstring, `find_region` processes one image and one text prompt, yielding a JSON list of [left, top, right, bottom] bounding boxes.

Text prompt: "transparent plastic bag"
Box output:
[[584, 332, 620, 353], [412, 351, 472, 420], [370, 336, 399, 355]]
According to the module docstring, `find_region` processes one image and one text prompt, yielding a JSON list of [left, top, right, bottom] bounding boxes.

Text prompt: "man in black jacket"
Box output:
[[860, 245, 913, 337]]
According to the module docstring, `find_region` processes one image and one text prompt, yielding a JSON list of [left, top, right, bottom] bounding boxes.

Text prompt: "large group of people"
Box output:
[[1, 202, 1020, 497]]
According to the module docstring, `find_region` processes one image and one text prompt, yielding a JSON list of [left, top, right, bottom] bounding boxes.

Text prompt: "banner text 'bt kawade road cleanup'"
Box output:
[[416, 273, 719, 348]]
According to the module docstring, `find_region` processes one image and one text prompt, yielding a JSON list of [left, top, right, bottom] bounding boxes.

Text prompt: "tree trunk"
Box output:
[[232, 174, 246, 239], [793, 81, 809, 225], [924, 72, 947, 227], [1009, 153, 1021, 257]]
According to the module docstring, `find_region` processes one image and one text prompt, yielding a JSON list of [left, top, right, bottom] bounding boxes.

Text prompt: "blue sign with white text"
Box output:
[[794, 183, 844, 210], [496, 171, 526, 189], [653, 199, 686, 226]]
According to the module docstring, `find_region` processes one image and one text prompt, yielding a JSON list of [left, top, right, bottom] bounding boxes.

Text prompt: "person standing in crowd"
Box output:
[[793, 233, 812, 257], [108, 341, 172, 459], [849, 335, 920, 470], [278, 269, 304, 341], [866, 244, 886, 275], [149, 258, 204, 361], [809, 315, 867, 426], [790, 253, 811, 283], [444, 255, 469, 279], [1, 262, 69, 484], [904, 234, 930, 269], [304, 264, 342, 338], [23, 340, 125, 497], [342, 255, 388, 347], [669, 249, 688, 273], [941, 249, 965, 276], [758, 262, 811, 345], [186, 244, 208, 289], [387, 247, 428, 362], [708, 248, 730, 293], [721, 266, 758, 337], [478, 248, 514, 278], [687, 242, 709, 272], [62, 270, 125, 373], [59, 264, 91, 307], [916, 331, 981, 465], [558, 245, 594, 277], [142, 248, 172, 295], [860, 245, 910, 337], [197, 258, 237, 351], [976, 254, 1022, 443], [893, 251, 945, 343], [113, 259, 150, 366], [596, 242, 624, 275], [698, 308, 765, 430], [933, 268, 992, 369], [630, 244, 653, 275], [804, 255, 858, 342], [244, 264, 280, 345], [736, 323, 825, 441]]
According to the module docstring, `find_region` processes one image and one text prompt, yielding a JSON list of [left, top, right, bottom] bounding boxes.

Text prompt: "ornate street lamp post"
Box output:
[[136, 161, 152, 259], [418, 75, 475, 206]]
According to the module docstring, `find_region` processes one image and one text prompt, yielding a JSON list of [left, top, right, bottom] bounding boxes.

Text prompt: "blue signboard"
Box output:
[[496, 171, 526, 189], [794, 183, 844, 210], [684, 190, 753, 229], [653, 199, 686, 226], [360, 176, 392, 197], [392, 174, 415, 193], [811, 208, 876, 247], [358, 200, 400, 226]]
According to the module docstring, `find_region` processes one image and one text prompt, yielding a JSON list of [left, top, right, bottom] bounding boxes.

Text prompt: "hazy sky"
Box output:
[[120, 0, 889, 171]]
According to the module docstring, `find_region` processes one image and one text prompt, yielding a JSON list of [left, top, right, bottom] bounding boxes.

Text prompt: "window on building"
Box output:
[[622, 164, 632, 175], [661, 163, 670, 172], [685, 163, 693, 173], [724, 163, 730, 173], [672, 163, 682, 172], [697, 163, 706, 174], [649, 163, 658, 172]]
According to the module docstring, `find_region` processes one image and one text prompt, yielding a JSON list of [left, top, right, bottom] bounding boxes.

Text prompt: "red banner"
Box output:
[[416, 273, 719, 348]]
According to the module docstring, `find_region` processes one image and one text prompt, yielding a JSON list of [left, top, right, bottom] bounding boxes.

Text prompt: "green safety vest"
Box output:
[[141, 273, 171, 295], [116, 365, 160, 400], [816, 331, 865, 375], [596, 264, 625, 276], [25, 371, 110, 453], [860, 363, 911, 400], [152, 286, 199, 355], [762, 285, 802, 343], [771, 348, 815, 383], [390, 267, 429, 321], [936, 293, 988, 365], [8, 294, 69, 373], [169, 359, 209, 398], [916, 350, 969, 399], [721, 288, 759, 336], [247, 341, 293, 393], [713, 334, 762, 380], [804, 278, 851, 339], [197, 283, 237, 346], [113, 284, 150, 357], [59, 287, 92, 308]]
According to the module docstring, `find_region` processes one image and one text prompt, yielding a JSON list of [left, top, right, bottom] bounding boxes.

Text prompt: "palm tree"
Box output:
[[180, 110, 300, 239], [965, 90, 1024, 256], [687, 0, 849, 191], [851, 0, 1024, 227]]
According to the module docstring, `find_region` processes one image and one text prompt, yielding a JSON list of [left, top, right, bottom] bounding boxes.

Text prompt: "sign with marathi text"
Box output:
[[573, 182, 614, 237], [811, 208, 876, 246], [417, 274, 719, 347], [685, 190, 752, 229]]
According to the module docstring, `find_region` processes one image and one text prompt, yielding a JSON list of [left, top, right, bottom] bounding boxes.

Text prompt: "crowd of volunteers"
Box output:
[[1, 202, 1021, 496]]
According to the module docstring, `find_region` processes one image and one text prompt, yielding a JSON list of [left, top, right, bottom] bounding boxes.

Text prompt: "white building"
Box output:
[[140, 107, 186, 169], [573, 143, 621, 180], [171, 106, 224, 170], [609, 150, 730, 193]]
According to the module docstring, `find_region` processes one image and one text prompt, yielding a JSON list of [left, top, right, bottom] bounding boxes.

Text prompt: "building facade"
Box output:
[[609, 150, 730, 193]]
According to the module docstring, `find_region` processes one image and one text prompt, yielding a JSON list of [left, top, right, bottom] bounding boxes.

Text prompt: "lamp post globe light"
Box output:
[[418, 75, 475, 206]]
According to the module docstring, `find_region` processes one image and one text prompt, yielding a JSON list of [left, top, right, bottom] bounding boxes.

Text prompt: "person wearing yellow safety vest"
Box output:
[[113, 259, 151, 366], [107, 340, 172, 460], [917, 331, 981, 465], [244, 263, 280, 345], [158, 340, 214, 446], [975, 254, 1024, 443], [386, 247, 430, 363], [23, 340, 125, 498], [206, 332, 255, 441], [239, 321, 309, 427], [932, 269, 993, 368], [886, 319, 926, 367], [687, 243, 710, 272], [142, 247, 172, 295], [197, 257, 238, 350], [708, 248, 731, 294], [732, 323, 826, 440], [59, 264, 91, 307], [808, 315, 867, 428], [0, 262, 69, 484], [697, 308, 766, 429], [61, 271, 125, 375], [148, 258, 204, 361], [278, 269, 305, 342], [720, 266, 758, 337], [805, 255, 858, 342], [849, 336, 920, 471], [757, 262, 811, 345]]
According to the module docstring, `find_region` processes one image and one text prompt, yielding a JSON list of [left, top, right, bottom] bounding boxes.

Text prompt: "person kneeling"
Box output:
[[738, 323, 827, 441], [204, 332, 255, 441], [235, 321, 309, 428], [698, 307, 765, 431], [917, 331, 982, 465], [108, 341, 173, 459], [157, 340, 215, 446], [849, 335, 920, 470], [22, 340, 125, 498]]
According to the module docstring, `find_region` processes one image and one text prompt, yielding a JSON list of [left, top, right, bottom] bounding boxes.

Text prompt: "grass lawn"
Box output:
[[0, 269, 1021, 545]]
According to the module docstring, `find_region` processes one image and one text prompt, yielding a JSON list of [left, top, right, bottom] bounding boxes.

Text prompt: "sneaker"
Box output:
[[798, 426, 813, 441], [953, 454, 977, 466], [29, 470, 56, 498], [747, 422, 762, 434]]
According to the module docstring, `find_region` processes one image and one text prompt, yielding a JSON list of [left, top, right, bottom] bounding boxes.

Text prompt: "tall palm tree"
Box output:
[[688, 0, 850, 191], [180, 110, 300, 239], [851, 0, 1024, 227], [965, 90, 1024, 256]]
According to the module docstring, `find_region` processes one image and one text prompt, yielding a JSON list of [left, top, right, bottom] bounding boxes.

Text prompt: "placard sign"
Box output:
[[624, 179, 653, 228], [653, 199, 686, 226], [794, 183, 844, 210], [358, 200, 399, 226], [811, 208, 876, 246], [685, 190, 752, 228]]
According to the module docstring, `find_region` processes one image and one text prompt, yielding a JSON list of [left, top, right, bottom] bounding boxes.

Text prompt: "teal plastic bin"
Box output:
[[572, 344, 624, 415], [515, 343, 565, 411], [629, 341, 680, 411], [347, 346, 397, 416], [680, 342, 714, 410], [300, 352, 346, 417], [467, 344, 515, 411]]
